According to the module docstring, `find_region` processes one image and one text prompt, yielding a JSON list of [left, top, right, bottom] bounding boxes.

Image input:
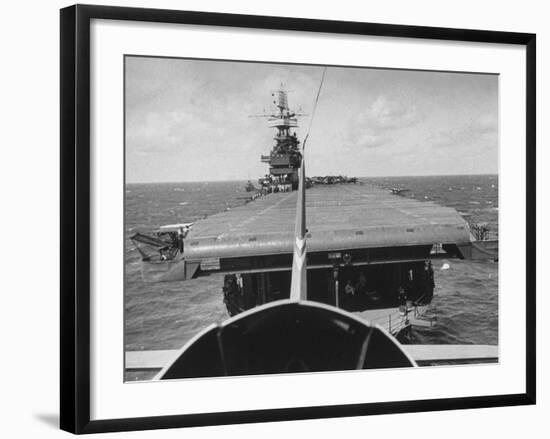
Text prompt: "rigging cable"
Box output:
[[303, 67, 327, 151]]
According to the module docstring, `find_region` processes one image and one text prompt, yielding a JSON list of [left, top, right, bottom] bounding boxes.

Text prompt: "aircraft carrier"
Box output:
[[131, 88, 495, 332], [127, 85, 498, 378]]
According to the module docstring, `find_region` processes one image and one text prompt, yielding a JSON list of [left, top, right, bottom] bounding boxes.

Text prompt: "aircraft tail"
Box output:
[[289, 157, 307, 301]]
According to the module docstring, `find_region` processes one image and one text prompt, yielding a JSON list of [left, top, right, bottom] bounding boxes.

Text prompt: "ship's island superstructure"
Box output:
[[258, 88, 303, 192]]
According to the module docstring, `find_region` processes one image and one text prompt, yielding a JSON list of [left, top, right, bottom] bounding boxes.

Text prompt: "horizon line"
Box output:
[[125, 172, 499, 185]]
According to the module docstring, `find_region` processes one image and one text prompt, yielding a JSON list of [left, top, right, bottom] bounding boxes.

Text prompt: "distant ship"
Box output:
[[128, 85, 499, 377]]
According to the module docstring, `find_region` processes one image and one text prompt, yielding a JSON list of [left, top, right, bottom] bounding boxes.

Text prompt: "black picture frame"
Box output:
[[60, 4, 536, 434]]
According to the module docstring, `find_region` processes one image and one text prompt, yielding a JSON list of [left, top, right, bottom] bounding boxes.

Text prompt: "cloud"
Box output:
[[125, 57, 498, 181], [127, 111, 204, 156], [429, 113, 498, 149], [354, 129, 388, 149], [362, 95, 420, 129], [342, 95, 420, 150]]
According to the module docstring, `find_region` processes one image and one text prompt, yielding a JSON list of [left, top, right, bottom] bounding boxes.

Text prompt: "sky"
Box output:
[[125, 56, 498, 183]]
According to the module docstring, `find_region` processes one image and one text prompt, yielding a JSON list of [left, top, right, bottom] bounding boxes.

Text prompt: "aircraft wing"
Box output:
[[130, 232, 171, 248], [126, 344, 498, 372], [405, 344, 498, 365]]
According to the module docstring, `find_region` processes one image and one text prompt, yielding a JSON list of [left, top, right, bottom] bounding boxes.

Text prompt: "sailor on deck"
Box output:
[[344, 279, 355, 296]]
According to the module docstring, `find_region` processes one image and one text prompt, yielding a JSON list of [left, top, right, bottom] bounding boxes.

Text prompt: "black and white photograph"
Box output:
[[0, 0, 544, 436], [124, 57, 499, 381]]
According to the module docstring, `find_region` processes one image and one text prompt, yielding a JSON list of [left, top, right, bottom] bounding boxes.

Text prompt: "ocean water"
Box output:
[[125, 175, 498, 379]]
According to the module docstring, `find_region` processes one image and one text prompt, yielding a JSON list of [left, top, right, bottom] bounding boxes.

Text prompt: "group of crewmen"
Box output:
[[260, 174, 293, 194], [342, 261, 435, 306], [158, 228, 187, 261], [343, 271, 383, 304]]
